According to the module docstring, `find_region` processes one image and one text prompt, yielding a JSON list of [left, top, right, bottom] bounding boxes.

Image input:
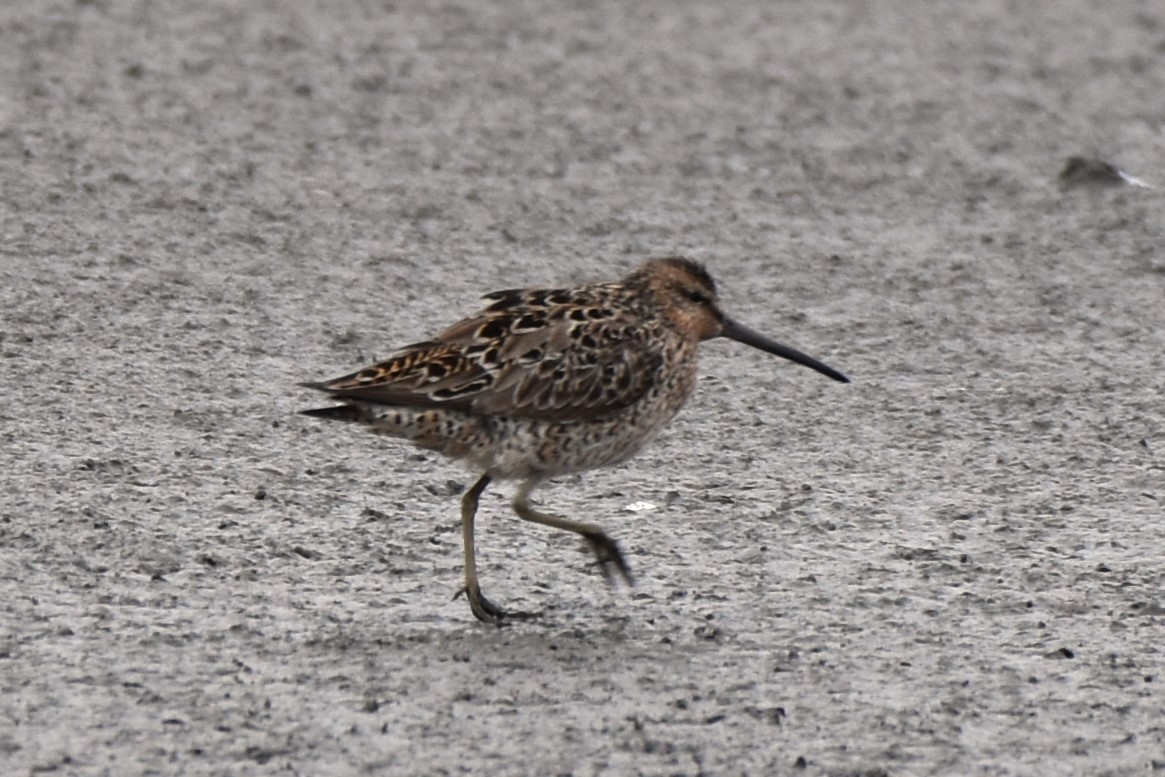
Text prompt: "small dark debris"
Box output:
[[363, 507, 390, 521], [1060, 156, 1149, 188], [79, 458, 127, 472], [244, 746, 286, 765], [162, 718, 184, 726], [292, 546, 322, 560], [693, 624, 721, 641], [1057, 647, 1076, 659], [704, 713, 726, 724], [794, 755, 808, 769], [197, 554, 219, 567], [424, 480, 464, 497], [745, 706, 785, 725], [363, 699, 379, 713], [254, 488, 267, 500]]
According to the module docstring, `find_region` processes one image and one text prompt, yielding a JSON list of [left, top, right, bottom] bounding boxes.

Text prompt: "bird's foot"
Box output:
[[454, 585, 539, 625], [582, 530, 635, 587]]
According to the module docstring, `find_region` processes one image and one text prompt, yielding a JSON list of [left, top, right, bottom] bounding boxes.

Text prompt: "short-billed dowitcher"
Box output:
[[301, 257, 848, 623]]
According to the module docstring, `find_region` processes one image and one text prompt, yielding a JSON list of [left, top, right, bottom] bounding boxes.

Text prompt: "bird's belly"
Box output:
[[486, 377, 696, 480], [485, 416, 664, 479]]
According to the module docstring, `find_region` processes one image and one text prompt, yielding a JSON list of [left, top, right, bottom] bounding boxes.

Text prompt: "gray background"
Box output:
[[2, 1, 1163, 775]]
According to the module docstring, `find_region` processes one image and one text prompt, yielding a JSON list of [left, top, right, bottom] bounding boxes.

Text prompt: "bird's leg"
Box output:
[[457, 473, 505, 623], [455, 473, 536, 624], [512, 482, 634, 586]]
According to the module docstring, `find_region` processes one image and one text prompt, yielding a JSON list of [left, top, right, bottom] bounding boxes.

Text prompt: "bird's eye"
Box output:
[[685, 289, 709, 304]]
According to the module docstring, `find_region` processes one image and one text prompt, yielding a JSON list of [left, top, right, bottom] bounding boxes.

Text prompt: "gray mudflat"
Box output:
[[2, 2, 1163, 775]]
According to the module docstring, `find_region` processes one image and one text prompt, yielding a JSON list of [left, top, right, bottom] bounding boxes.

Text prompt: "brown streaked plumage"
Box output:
[[301, 257, 849, 624]]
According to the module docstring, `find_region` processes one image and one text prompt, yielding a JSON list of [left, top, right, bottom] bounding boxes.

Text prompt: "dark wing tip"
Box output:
[[299, 404, 364, 422]]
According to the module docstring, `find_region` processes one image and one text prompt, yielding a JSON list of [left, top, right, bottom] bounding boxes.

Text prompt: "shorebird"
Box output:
[[301, 257, 848, 624]]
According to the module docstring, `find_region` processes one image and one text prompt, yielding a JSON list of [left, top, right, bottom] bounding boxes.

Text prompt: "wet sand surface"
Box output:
[[2, 1, 1163, 775]]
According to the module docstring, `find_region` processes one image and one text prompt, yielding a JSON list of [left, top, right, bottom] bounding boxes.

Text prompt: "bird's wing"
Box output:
[[305, 287, 667, 423]]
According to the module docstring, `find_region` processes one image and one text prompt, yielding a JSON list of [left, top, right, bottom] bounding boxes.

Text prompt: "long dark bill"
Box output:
[[722, 317, 850, 383]]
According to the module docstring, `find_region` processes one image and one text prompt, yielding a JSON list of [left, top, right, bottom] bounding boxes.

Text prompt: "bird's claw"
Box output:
[[454, 585, 539, 625], [583, 531, 635, 587]]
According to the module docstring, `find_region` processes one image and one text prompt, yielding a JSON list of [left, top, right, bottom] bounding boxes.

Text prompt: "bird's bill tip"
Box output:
[[721, 317, 850, 383]]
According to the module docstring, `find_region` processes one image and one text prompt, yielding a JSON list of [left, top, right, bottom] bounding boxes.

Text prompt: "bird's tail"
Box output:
[[299, 398, 476, 460]]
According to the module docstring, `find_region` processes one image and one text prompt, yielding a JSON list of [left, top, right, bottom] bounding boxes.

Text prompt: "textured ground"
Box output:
[[2, 1, 1164, 775]]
